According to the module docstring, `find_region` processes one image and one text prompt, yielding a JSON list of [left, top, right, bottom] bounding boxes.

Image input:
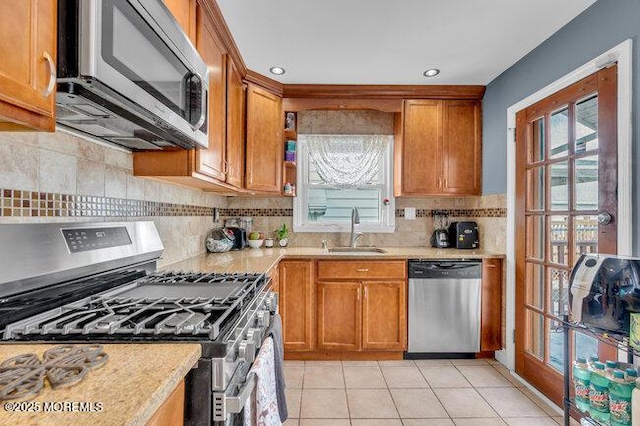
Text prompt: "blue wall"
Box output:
[[482, 0, 640, 253]]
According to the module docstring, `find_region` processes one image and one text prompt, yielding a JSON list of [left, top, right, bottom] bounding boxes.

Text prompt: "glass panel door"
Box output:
[[515, 65, 618, 405]]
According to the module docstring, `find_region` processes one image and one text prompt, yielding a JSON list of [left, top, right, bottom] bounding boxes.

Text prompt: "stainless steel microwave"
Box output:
[[56, 0, 209, 150]]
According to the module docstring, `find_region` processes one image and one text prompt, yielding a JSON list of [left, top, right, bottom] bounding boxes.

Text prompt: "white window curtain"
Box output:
[[301, 134, 391, 187]]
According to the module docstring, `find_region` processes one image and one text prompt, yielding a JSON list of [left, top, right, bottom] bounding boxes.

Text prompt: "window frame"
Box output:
[[293, 137, 396, 233]]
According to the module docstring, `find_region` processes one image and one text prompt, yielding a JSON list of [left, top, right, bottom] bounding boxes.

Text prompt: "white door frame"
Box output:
[[498, 39, 633, 369]]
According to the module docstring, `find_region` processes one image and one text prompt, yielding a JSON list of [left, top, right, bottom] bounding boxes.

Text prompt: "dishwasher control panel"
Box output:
[[408, 260, 482, 279]]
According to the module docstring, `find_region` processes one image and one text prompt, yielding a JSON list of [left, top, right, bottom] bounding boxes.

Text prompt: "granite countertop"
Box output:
[[0, 343, 200, 426], [163, 246, 505, 274]]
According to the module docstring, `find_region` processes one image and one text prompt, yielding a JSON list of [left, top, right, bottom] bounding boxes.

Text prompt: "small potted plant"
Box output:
[[275, 224, 289, 247]]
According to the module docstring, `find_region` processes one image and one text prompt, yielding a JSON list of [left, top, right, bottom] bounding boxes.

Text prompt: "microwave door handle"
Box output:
[[188, 73, 207, 131]]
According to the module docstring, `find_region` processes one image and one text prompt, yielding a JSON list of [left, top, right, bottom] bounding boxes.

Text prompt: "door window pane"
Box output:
[[531, 117, 545, 163], [526, 215, 544, 260], [549, 319, 565, 372], [526, 263, 545, 310], [550, 162, 568, 210], [575, 215, 598, 260], [575, 95, 598, 153], [575, 156, 599, 210], [527, 311, 545, 360], [550, 268, 569, 317], [527, 167, 545, 211], [549, 216, 569, 265], [550, 108, 569, 159], [575, 332, 598, 361]]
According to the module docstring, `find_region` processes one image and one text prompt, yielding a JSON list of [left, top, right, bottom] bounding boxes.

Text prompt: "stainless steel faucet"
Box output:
[[350, 207, 364, 248]]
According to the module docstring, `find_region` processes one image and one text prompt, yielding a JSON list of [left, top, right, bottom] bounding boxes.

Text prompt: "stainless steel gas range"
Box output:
[[0, 221, 278, 426]]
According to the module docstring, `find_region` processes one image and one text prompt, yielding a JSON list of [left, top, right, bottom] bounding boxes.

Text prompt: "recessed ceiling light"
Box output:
[[270, 67, 286, 75], [423, 68, 440, 77]]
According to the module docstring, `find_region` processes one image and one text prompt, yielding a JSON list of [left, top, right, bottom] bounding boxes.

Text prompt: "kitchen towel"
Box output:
[[268, 314, 288, 422], [243, 336, 281, 426]]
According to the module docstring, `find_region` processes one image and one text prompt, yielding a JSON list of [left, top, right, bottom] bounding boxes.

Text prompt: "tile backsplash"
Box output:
[[0, 120, 507, 268], [225, 194, 507, 253], [0, 131, 227, 267]]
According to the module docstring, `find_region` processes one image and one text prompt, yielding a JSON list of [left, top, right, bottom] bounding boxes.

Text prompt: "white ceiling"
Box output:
[[216, 0, 596, 85]]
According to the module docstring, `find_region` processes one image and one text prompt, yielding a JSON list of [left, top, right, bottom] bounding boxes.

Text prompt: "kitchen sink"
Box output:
[[328, 247, 387, 255]]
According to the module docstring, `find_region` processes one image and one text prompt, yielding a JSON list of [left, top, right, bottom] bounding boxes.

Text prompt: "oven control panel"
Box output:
[[62, 227, 132, 253]]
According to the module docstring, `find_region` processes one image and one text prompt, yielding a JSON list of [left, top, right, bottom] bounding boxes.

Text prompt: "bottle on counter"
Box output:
[[573, 357, 592, 412], [632, 379, 640, 426], [590, 361, 611, 424], [610, 369, 634, 426], [589, 355, 600, 370], [627, 369, 638, 383]]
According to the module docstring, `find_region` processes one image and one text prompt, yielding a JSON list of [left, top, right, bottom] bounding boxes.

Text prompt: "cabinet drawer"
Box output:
[[317, 260, 406, 280]]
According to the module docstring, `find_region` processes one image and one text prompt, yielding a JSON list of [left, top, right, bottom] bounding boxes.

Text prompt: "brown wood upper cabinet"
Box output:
[[225, 59, 245, 189], [395, 99, 482, 196], [316, 260, 407, 352], [481, 258, 503, 351], [0, 0, 57, 132], [245, 83, 283, 193], [194, 5, 227, 182], [279, 260, 315, 351], [163, 0, 197, 44]]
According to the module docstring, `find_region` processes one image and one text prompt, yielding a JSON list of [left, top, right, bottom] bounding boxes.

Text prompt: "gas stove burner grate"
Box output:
[[4, 272, 268, 341]]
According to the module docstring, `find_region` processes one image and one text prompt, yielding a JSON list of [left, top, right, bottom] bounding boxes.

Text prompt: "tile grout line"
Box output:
[[377, 360, 406, 421]]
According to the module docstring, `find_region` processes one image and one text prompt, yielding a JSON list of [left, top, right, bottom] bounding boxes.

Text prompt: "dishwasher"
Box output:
[[407, 259, 482, 354]]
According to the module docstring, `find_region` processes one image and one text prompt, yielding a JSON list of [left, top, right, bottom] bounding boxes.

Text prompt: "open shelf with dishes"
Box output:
[[282, 111, 297, 197], [562, 316, 637, 426]]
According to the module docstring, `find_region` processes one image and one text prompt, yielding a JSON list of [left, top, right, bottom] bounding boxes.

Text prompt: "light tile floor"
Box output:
[[283, 358, 576, 426]]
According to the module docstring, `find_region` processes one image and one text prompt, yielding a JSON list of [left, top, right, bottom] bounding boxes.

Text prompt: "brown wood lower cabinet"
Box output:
[[362, 281, 406, 350], [279, 260, 315, 351], [317, 282, 361, 351], [481, 258, 503, 351], [315, 261, 407, 353], [145, 380, 185, 426]]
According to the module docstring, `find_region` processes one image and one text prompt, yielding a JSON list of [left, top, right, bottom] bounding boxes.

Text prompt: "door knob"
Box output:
[[597, 212, 613, 225]]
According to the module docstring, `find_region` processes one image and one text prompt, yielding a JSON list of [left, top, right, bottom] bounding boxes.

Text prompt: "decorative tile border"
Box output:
[[221, 208, 294, 217], [395, 208, 507, 218], [0, 189, 215, 218], [221, 207, 506, 218]]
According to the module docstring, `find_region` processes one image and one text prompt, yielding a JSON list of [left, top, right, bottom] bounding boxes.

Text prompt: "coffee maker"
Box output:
[[430, 211, 450, 248]]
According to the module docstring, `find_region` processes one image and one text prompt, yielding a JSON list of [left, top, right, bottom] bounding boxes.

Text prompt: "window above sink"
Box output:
[[293, 134, 396, 233]]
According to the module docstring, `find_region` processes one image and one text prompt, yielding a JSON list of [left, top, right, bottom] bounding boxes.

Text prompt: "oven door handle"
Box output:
[[225, 373, 256, 415]]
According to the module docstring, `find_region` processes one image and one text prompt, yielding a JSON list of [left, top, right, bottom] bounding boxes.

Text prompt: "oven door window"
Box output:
[[101, 0, 194, 121]]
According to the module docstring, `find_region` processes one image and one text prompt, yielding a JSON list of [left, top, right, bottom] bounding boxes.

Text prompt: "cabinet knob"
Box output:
[[356, 268, 369, 272]]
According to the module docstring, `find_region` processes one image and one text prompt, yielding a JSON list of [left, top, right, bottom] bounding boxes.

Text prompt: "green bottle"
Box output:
[[590, 362, 611, 424], [573, 357, 591, 412], [610, 369, 633, 426]]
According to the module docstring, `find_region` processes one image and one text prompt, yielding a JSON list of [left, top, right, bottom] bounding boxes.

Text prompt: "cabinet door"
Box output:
[[317, 282, 362, 351], [246, 84, 283, 193], [163, 0, 196, 44], [481, 258, 502, 351], [0, 0, 56, 131], [268, 265, 280, 294], [225, 59, 245, 188], [398, 100, 443, 195], [194, 7, 227, 181], [362, 281, 407, 350], [441, 100, 482, 195], [279, 260, 315, 351], [145, 380, 185, 426]]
